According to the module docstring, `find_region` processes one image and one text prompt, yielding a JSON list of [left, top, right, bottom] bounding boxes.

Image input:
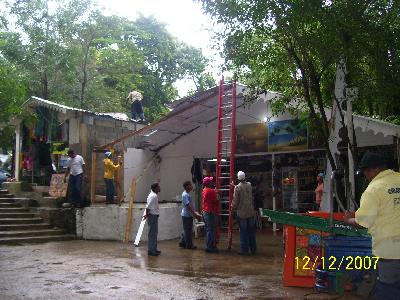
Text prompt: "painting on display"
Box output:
[[49, 174, 68, 198], [268, 119, 308, 152], [236, 123, 268, 154]]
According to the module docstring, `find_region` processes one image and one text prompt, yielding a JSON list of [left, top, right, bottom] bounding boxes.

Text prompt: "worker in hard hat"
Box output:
[[103, 151, 121, 204], [126, 89, 145, 121], [232, 171, 256, 255]]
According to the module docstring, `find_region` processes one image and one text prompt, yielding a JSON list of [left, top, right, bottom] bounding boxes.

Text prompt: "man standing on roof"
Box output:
[[126, 89, 145, 122], [64, 149, 85, 208], [344, 152, 400, 300], [103, 151, 121, 205], [232, 171, 257, 255]]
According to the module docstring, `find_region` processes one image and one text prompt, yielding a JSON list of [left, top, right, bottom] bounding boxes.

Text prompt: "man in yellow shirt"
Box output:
[[344, 152, 400, 299], [103, 151, 121, 204]]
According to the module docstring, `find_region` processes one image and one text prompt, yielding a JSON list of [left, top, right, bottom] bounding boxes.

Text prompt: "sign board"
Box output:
[[49, 174, 68, 198]]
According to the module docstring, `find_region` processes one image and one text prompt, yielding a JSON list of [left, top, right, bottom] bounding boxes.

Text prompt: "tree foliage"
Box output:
[[198, 0, 400, 170], [0, 0, 214, 126]]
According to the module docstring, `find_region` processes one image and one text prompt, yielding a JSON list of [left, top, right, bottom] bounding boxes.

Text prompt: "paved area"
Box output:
[[0, 231, 358, 299]]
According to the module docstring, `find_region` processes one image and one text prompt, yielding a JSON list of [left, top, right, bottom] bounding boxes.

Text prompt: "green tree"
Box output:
[[198, 0, 400, 169]]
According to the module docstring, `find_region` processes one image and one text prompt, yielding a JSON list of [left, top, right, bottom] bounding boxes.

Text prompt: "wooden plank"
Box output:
[[117, 152, 124, 204], [90, 152, 96, 205], [124, 179, 136, 243], [134, 210, 147, 246]]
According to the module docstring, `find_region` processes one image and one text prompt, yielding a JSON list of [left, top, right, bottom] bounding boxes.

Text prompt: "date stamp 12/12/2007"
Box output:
[[295, 256, 379, 271]]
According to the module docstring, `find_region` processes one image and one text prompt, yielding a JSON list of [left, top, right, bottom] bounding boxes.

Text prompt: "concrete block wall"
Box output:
[[76, 203, 182, 241]]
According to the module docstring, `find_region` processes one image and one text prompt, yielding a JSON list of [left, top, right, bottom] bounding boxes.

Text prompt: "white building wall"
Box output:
[[123, 90, 394, 205]]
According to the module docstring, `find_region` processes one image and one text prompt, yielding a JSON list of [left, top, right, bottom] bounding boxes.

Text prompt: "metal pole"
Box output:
[[346, 88, 357, 211], [272, 153, 277, 231], [14, 122, 21, 182], [330, 170, 336, 228]]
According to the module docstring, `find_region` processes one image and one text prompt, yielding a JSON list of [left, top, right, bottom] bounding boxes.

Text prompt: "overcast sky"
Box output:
[[95, 0, 224, 96]]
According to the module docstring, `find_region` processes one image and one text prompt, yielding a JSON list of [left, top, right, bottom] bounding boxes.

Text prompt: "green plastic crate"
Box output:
[[262, 209, 369, 237]]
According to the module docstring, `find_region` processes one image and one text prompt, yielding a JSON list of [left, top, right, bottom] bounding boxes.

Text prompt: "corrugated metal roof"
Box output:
[[99, 84, 400, 151], [26, 96, 134, 122]]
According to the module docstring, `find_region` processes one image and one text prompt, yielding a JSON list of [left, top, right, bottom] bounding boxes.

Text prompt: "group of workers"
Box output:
[[64, 144, 399, 299], [144, 170, 257, 256]]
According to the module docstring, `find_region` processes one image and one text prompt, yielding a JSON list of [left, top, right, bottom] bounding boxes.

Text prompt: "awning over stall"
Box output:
[[99, 84, 400, 151]]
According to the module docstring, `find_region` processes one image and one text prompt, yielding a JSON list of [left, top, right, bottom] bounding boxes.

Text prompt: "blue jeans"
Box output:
[[147, 214, 159, 253], [203, 212, 217, 251], [237, 216, 256, 254], [104, 178, 115, 203], [131, 102, 145, 120], [69, 174, 83, 205], [375, 259, 400, 300], [180, 216, 194, 248]]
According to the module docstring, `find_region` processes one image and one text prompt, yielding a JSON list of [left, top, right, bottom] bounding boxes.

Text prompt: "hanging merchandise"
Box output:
[[52, 142, 69, 155], [191, 158, 203, 184]]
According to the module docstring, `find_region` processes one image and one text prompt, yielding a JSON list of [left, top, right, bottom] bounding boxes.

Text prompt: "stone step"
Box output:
[[0, 199, 15, 204], [0, 228, 65, 238], [0, 208, 29, 213], [0, 212, 36, 219], [0, 194, 14, 198], [0, 234, 75, 245], [0, 190, 9, 194], [0, 217, 43, 224], [0, 223, 51, 231], [0, 203, 21, 208]]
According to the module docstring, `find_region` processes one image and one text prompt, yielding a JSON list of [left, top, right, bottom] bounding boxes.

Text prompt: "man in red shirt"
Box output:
[[202, 177, 219, 253]]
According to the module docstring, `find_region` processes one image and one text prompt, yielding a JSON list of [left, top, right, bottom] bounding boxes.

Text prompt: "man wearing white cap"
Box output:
[[232, 171, 256, 255]]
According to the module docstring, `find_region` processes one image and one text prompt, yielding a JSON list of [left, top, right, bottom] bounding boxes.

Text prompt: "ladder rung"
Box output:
[[221, 105, 232, 109], [219, 188, 230, 191], [222, 125, 232, 128], [219, 214, 230, 216], [219, 177, 230, 179], [221, 117, 232, 120], [219, 128, 231, 131], [221, 173, 230, 175], [220, 140, 232, 143]]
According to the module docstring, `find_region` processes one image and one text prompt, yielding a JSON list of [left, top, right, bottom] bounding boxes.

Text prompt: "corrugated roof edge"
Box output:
[[25, 96, 138, 123]]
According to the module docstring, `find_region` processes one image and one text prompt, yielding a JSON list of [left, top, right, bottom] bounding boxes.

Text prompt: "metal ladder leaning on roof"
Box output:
[[215, 76, 237, 250]]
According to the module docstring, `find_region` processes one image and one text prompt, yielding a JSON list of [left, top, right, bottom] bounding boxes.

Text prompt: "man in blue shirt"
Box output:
[[179, 181, 201, 249]]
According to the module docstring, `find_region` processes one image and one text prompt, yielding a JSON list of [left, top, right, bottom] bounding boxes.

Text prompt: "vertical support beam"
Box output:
[[124, 178, 136, 243], [116, 151, 124, 204], [14, 122, 21, 181], [90, 151, 96, 205], [346, 87, 358, 211], [272, 153, 277, 231]]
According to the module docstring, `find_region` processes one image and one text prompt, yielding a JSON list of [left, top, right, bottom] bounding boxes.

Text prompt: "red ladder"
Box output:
[[215, 76, 237, 250]]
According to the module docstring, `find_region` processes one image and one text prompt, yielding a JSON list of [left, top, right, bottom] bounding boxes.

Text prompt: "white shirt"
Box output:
[[146, 191, 159, 215], [67, 155, 85, 176], [127, 91, 143, 104]]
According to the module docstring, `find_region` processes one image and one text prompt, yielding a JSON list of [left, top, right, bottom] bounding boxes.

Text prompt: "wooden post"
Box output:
[[90, 151, 96, 205], [116, 151, 124, 204], [124, 179, 136, 243]]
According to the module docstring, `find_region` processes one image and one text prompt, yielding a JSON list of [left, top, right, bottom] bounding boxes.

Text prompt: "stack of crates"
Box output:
[[317, 236, 373, 293]]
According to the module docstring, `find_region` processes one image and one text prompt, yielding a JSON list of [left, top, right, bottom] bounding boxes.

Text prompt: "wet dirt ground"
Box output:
[[0, 230, 359, 299]]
